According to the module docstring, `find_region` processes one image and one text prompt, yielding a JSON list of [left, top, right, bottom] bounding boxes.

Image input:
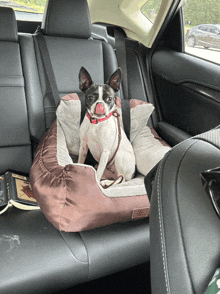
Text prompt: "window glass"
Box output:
[[210, 27, 219, 34], [0, 0, 47, 21], [141, 0, 163, 24], [198, 25, 208, 32], [183, 0, 220, 65]]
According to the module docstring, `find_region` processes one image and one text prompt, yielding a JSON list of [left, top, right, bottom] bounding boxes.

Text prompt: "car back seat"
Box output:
[[20, 0, 124, 144], [0, 7, 32, 174], [0, 2, 150, 294]]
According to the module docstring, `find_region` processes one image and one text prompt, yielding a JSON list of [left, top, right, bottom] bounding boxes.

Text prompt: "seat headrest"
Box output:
[[0, 7, 18, 42], [42, 0, 91, 39]]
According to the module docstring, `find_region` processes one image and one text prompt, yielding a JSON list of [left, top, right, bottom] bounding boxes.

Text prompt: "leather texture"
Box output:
[[0, 8, 31, 174], [153, 73, 220, 136], [0, 208, 89, 294], [0, 208, 149, 294], [23, 23, 120, 142], [42, 0, 91, 38], [19, 33, 46, 142], [0, 42, 29, 146], [25, 35, 120, 141], [0, 146, 32, 174], [45, 37, 108, 92], [127, 49, 147, 103], [150, 136, 220, 294], [152, 48, 220, 92], [152, 48, 220, 138], [0, 7, 18, 42], [156, 121, 191, 147]]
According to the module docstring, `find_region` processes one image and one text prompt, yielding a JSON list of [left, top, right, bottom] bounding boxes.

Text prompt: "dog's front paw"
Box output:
[[100, 179, 115, 189], [100, 176, 123, 189]]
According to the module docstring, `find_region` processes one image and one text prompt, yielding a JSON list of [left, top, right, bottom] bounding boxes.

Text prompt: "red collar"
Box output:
[[87, 111, 113, 124]]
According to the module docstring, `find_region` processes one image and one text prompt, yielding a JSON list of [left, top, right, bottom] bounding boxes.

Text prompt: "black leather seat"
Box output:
[[150, 129, 220, 294], [20, 0, 125, 143], [0, 7, 32, 174], [0, 2, 150, 293]]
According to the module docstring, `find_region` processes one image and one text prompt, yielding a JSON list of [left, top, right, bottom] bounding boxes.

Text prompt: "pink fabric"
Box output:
[[149, 127, 170, 147], [61, 93, 79, 101], [114, 97, 150, 109], [30, 121, 150, 232], [130, 99, 149, 109]]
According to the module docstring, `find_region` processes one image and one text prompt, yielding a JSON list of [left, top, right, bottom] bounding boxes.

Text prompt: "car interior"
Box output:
[[1, 0, 220, 293]]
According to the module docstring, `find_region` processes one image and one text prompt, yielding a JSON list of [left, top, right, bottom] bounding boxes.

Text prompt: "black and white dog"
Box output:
[[78, 67, 135, 186]]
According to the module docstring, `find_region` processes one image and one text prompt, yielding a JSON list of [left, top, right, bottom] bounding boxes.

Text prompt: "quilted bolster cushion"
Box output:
[[30, 94, 170, 232]]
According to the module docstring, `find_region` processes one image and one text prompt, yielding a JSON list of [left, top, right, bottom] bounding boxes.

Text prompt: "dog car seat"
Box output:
[[30, 93, 170, 232], [150, 128, 220, 294]]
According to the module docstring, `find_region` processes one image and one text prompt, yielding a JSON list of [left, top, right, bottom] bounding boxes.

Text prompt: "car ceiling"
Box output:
[[87, 0, 179, 48]]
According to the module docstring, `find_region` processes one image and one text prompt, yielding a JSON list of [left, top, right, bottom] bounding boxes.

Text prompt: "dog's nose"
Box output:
[[95, 103, 105, 115]]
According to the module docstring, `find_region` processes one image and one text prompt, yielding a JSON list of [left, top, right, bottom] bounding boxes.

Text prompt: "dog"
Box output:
[[78, 66, 135, 187]]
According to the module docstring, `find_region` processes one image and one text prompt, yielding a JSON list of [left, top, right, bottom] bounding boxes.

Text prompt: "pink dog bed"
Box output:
[[30, 94, 170, 232]]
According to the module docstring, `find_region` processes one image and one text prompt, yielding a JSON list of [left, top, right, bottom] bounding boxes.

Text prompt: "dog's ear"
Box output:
[[107, 68, 122, 92], [79, 67, 93, 92]]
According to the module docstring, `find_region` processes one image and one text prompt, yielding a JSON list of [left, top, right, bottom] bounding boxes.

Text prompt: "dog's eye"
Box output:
[[106, 97, 113, 102], [87, 96, 94, 101]]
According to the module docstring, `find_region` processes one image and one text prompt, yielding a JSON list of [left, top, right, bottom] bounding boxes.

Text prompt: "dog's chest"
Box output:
[[82, 117, 118, 161]]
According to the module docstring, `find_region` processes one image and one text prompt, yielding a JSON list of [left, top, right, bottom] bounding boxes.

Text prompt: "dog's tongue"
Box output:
[[95, 103, 105, 115]]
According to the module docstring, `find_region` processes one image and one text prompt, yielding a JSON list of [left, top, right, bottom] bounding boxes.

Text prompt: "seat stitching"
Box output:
[[157, 141, 197, 294], [175, 140, 198, 294], [157, 159, 170, 294]]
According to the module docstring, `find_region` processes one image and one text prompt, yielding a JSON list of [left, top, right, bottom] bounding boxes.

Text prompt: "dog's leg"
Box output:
[[78, 137, 88, 164], [96, 149, 110, 182], [114, 153, 135, 182]]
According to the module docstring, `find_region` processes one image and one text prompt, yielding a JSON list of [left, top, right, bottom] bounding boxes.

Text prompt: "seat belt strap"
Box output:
[[114, 29, 130, 141], [34, 27, 86, 126], [34, 26, 130, 136], [34, 27, 60, 107]]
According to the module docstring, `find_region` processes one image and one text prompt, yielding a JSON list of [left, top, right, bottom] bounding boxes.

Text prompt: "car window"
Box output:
[[183, 0, 220, 65], [141, 0, 163, 24], [0, 0, 46, 21], [209, 27, 220, 34], [198, 25, 209, 32]]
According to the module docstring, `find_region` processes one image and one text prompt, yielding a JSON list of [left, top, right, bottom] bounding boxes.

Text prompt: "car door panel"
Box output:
[[151, 48, 220, 141], [91, 23, 220, 146]]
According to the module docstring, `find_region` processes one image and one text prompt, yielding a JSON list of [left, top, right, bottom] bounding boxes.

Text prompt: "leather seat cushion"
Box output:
[[150, 138, 220, 294], [0, 207, 149, 294]]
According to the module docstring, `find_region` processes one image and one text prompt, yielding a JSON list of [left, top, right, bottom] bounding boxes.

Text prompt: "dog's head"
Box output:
[[79, 67, 122, 118]]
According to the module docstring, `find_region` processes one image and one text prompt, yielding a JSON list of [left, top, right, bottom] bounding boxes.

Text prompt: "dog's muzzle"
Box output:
[[94, 103, 105, 115]]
